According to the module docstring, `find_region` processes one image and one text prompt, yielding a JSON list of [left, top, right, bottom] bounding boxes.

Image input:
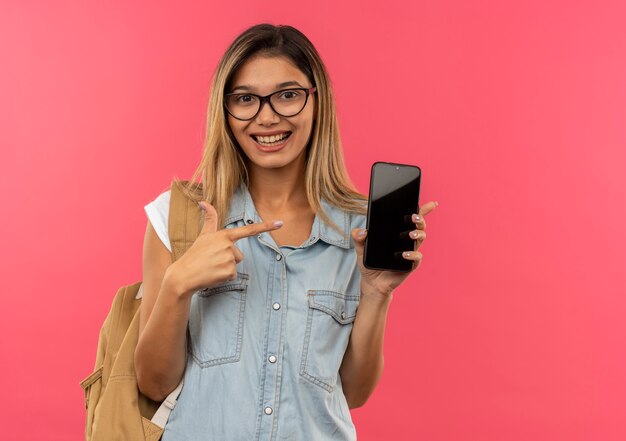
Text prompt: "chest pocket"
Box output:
[[300, 290, 359, 392], [188, 272, 249, 368]]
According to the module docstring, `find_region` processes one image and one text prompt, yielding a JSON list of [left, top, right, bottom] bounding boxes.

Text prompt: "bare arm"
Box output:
[[339, 287, 392, 409], [134, 221, 190, 402]]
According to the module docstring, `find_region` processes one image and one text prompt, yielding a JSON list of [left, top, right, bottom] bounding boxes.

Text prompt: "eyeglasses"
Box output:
[[224, 87, 317, 121]]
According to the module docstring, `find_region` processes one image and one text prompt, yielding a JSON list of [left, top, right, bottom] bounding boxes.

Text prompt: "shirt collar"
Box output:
[[224, 183, 353, 249], [316, 198, 352, 249], [223, 183, 248, 227]]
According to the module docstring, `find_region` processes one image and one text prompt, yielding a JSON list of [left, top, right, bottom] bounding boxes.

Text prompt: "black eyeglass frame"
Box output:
[[224, 87, 317, 121]]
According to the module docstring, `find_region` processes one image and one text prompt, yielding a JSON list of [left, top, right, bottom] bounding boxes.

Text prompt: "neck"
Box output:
[[248, 157, 309, 210]]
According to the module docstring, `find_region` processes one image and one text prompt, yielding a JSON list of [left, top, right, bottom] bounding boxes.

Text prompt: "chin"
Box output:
[[249, 156, 296, 170], [242, 143, 307, 172]]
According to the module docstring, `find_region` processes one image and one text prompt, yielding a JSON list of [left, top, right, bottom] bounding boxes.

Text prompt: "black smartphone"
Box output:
[[363, 162, 421, 272]]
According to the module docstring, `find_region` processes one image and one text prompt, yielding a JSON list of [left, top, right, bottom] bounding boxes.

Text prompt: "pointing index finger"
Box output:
[[226, 220, 284, 241]]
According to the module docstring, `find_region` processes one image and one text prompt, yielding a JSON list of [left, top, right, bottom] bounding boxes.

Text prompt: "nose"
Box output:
[[255, 99, 280, 125]]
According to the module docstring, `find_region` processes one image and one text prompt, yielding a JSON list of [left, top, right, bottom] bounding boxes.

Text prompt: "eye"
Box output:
[[277, 89, 302, 101], [234, 94, 258, 106]]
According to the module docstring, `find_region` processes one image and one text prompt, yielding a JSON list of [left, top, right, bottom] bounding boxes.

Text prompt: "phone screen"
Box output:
[[363, 162, 421, 272]]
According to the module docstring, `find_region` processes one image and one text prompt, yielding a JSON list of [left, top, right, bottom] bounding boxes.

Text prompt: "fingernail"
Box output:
[[403, 251, 412, 258], [357, 229, 367, 237], [409, 231, 418, 239], [435, 201, 439, 207], [273, 220, 284, 227], [412, 214, 420, 222]]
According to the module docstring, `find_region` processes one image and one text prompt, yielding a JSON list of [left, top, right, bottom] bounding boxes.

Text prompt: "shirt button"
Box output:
[[268, 355, 277, 363], [275, 254, 282, 261], [341, 312, 347, 320], [272, 302, 281, 310], [246, 219, 254, 224], [264, 407, 273, 415]]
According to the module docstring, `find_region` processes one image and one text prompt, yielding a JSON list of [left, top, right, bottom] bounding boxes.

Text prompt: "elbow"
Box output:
[[136, 367, 182, 402], [343, 359, 384, 410], [347, 396, 369, 409], [345, 385, 375, 409], [134, 348, 174, 402], [136, 371, 170, 403]]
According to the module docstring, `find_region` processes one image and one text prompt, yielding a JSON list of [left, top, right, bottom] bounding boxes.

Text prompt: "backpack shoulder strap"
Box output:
[[168, 180, 203, 262]]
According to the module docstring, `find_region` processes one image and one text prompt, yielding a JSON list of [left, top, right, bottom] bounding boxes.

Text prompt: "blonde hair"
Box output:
[[177, 24, 366, 228]]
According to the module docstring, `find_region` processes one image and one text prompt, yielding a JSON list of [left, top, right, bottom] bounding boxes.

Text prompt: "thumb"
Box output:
[[351, 228, 367, 258], [199, 202, 218, 234]]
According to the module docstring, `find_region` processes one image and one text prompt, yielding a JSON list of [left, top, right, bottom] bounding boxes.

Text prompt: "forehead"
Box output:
[[229, 55, 309, 92]]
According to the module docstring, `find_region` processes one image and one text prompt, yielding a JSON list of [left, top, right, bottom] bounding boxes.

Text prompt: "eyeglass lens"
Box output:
[[225, 89, 309, 120]]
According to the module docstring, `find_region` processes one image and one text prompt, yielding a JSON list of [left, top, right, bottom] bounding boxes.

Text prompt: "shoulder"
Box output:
[[146, 189, 171, 209], [144, 190, 172, 252]]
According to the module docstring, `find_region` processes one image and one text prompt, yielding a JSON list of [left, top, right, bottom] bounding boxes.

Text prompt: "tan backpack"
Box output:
[[80, 181, 202, 441]]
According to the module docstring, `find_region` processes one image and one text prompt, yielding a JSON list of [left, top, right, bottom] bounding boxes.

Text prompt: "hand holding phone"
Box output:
[[363, 162, 421, 272]]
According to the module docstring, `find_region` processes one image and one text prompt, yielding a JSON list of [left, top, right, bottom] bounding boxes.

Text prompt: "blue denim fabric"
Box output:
[[161, 184, 365, 441]]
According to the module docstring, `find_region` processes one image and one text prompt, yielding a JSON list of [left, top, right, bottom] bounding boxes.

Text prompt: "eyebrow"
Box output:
[[230, 81, 304, 92]]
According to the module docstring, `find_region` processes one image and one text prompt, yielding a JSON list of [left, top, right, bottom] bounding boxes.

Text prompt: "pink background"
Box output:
[[2, 1, 625, 440]]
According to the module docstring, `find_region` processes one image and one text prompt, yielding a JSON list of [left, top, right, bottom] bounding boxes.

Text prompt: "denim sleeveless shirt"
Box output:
[[146, 184, 365, 441]]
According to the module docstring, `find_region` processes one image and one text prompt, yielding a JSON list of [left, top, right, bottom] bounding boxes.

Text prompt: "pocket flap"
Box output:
[[80, 366, 103, 390], [198, 272, 249, 296], [307, 290, 359, 324]]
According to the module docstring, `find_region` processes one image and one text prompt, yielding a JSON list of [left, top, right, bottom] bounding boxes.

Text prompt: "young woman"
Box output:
[[135, 24, 437, 440]]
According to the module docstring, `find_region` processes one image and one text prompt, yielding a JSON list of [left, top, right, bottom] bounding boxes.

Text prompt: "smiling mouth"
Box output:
[[251, 132, 292, 147]]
